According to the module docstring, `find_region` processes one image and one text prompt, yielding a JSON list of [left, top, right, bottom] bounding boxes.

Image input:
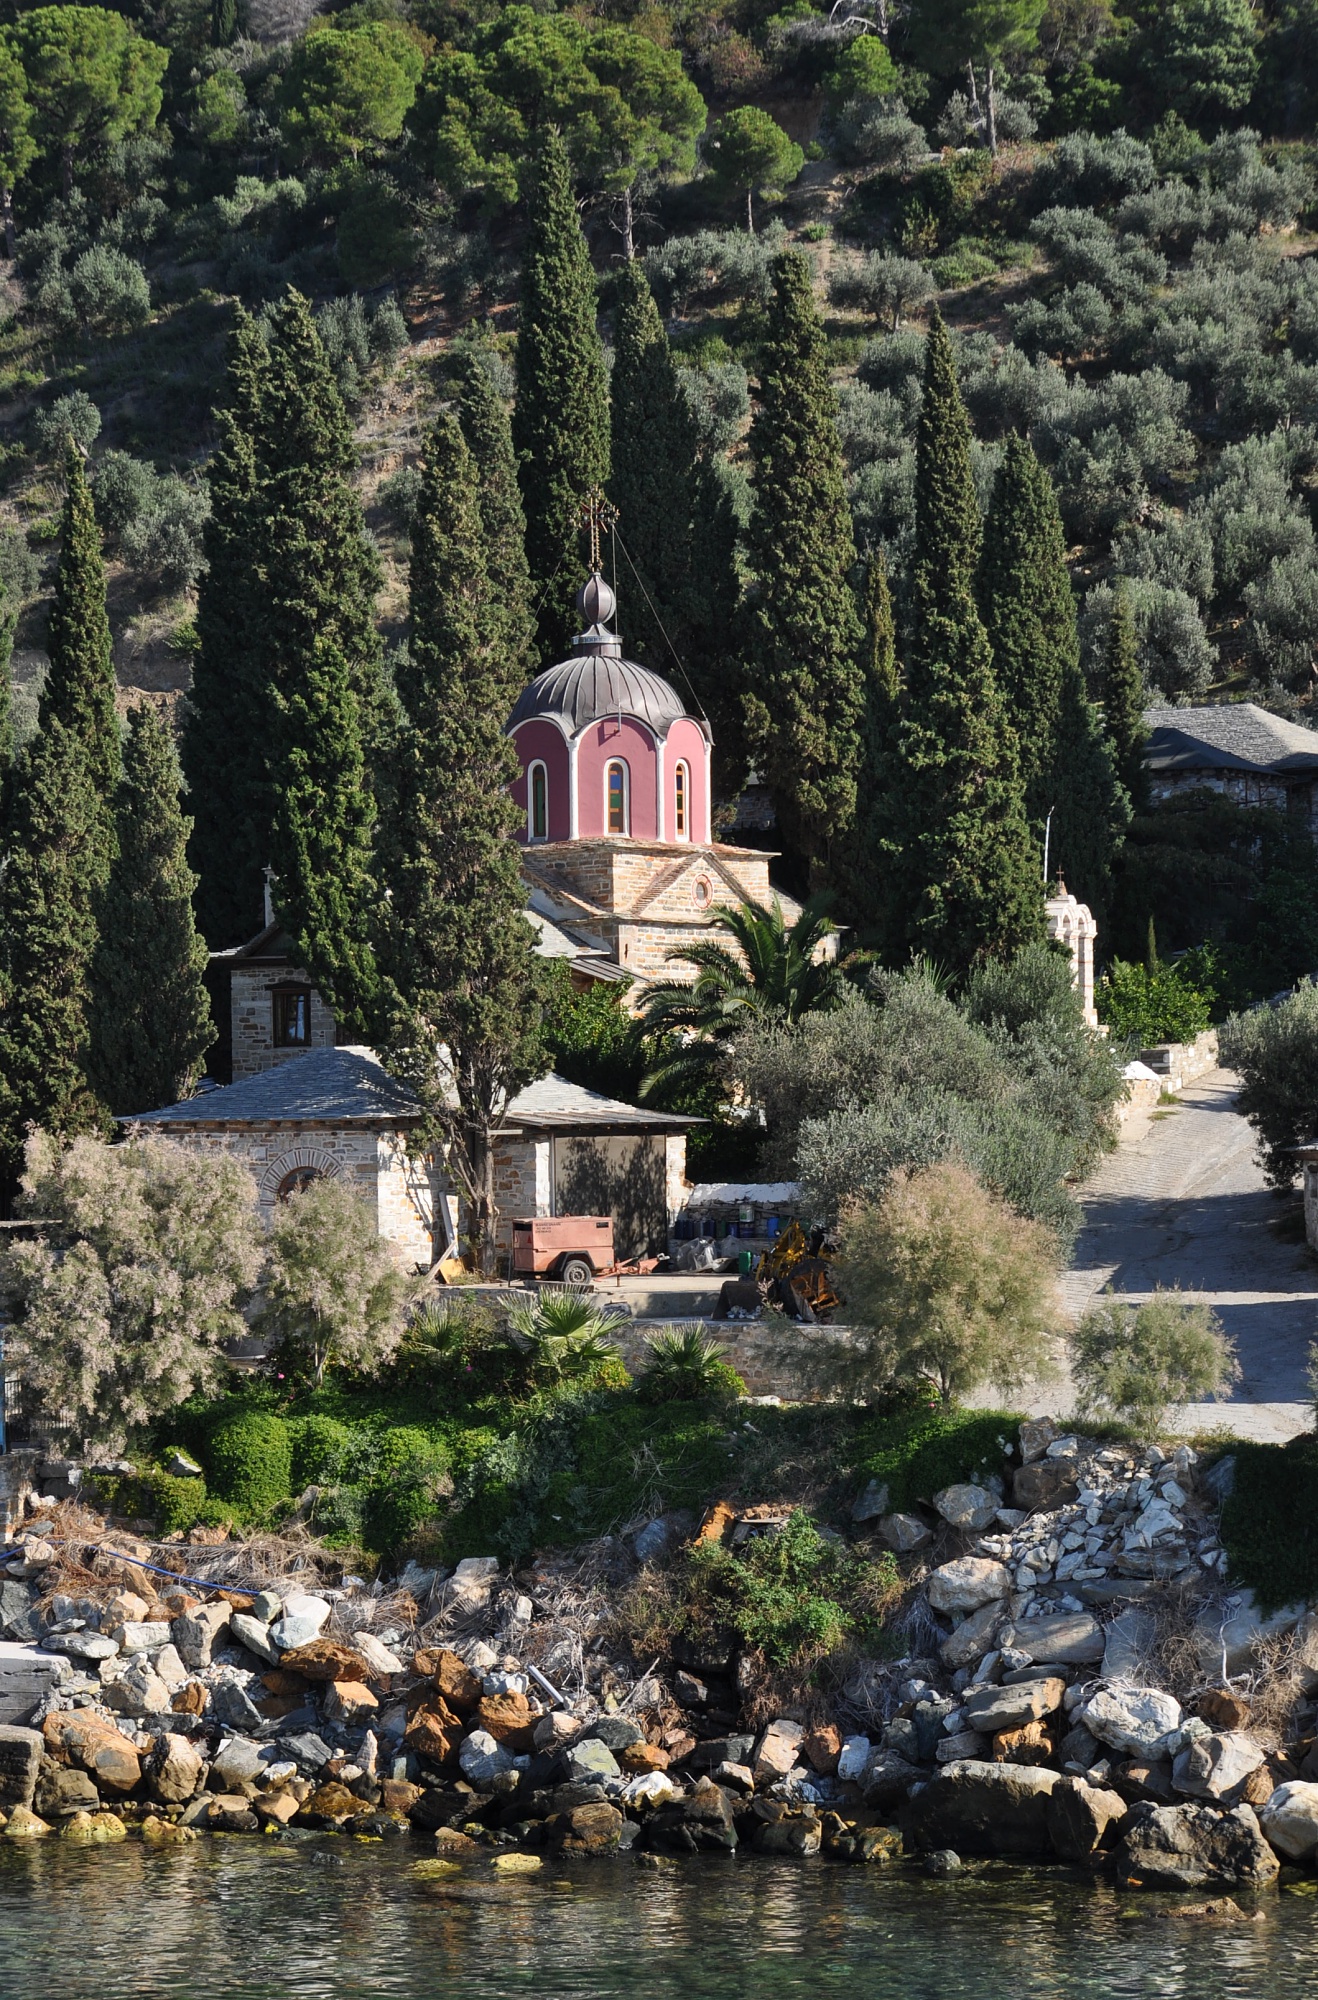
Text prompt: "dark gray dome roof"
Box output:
[[508, 654, 689, 737]]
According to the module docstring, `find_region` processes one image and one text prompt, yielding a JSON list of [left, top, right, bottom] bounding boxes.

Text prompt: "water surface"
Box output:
[[2, 1840, 1316, 1999]]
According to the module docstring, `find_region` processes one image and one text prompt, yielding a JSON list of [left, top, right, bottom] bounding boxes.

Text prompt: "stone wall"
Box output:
[[609, 1320, 861, 1400], [230, 968, 337, 1081]]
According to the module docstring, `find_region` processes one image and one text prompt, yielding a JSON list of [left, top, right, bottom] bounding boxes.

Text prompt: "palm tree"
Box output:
[[639, 894, 842, 1098]]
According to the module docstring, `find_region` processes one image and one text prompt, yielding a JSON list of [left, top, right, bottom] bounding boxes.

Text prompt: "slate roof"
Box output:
[[129, 1047, 423, 1127], [128, 1046, 697, 1132], [1145, 703, 1318, 776]]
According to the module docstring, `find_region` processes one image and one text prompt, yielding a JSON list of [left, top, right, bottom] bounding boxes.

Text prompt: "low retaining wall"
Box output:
[[611, 1321, 862, 1401]]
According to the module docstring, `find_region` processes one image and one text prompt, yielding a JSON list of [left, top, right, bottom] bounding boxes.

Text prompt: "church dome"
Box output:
[[508, 653, 689, 738]]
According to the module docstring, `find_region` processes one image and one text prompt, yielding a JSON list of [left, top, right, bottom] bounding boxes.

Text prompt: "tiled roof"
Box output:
[[128, 1047, 696, 1132], [1145, 703, 1318, 776]]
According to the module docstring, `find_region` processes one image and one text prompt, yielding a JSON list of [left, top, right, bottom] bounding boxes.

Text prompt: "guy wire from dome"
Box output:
[[610, 523, 711, 728]]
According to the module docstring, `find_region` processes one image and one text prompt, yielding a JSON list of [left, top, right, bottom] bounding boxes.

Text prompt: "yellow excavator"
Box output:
[[756, 1221, 841, 1322]]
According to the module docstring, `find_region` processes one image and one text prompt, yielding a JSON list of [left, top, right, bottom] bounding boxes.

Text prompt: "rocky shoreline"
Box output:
[[3, 1420, 1318, 1893]]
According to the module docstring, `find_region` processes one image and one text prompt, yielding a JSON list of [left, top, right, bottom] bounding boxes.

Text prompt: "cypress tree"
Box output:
[[743, 249, 864, 889], [0, 719, 105, 1186], [687, 456, 747, 803], [839, 547, 902, 944], [456, 343, 535, 684], [888, 309, 1042, 972], [88, 706, 213, 1115], [979, 436, 1127, 916], [44, 443, 119, 821], [1101, 584, 1148, 811], [259, 290, 384, 1031], [374, 411, 542, 1274], [184, 309, 271, 948], [512, 131, 610, 659], [0, 447, 120, 1182], [609, 260, 697, 668]]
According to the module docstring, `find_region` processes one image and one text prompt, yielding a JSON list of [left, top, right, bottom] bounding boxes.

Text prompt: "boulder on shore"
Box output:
[[906, 1760, 1061, 1858], [1113, 1801, 1280, 1890]]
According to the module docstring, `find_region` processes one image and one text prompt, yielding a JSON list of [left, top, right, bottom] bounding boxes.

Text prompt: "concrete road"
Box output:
[[1047, 1069, 1318, 1440]]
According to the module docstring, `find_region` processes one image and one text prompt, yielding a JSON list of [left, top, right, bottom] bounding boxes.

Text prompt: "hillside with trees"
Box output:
[[0, 0, 1313, 1098]]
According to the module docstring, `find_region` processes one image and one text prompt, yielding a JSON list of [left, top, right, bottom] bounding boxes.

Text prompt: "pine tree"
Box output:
[[979, 436, 1126, 916], [888, 309, 1042, 972], [184, 309, 271, 948], [0, 720, 105, 1189], [87, 706, 213, 1116], [259, 291, 384, 1032], [743, 249, 864, 888], [609, 260, 697, 669], [1102, 583, 1148, 811], [512, 130, 610, 659], [456, 342, 535, 683], [374, 411, 543, 1275]]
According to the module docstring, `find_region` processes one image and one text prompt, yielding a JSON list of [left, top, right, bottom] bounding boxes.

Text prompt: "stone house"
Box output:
[[130, 1046, 695, 1269], [1145, 704, 1318, 827]]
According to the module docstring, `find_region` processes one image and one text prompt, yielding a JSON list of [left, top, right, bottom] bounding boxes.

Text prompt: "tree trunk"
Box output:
[[621, 181, 635, 262], [747, 185, 755, 234], [985, 64, 998, 157], [0, 186, 13, 263], [61, 147, 73, 201], [965, 59, 979, 109], [465, 1122, 500, 1279]]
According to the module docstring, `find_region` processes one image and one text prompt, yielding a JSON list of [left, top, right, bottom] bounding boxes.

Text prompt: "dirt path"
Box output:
[[1036, 1069, 1318, 1441]]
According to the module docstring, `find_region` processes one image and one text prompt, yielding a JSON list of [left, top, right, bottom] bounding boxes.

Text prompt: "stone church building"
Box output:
[[133, 571, 809, 1268]]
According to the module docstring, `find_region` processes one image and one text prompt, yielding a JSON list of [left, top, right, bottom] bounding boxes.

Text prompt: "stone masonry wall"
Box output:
[[609, 1321, 862, 1400], [230, 969, 336, 1081]]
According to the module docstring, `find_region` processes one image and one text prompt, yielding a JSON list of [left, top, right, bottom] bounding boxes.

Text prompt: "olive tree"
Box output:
[[0, 1130, 263, 1450], [1219, 981, 1318, 1187]]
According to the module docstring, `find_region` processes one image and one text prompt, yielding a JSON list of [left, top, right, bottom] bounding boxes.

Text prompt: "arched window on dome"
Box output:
[[674, 761, 689, 839], [528, 761, 548, 842], [606, 760, 629, 835]]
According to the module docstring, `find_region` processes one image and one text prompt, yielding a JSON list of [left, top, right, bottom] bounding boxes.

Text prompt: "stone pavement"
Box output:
[[1043, 1068, 1318, 1441]]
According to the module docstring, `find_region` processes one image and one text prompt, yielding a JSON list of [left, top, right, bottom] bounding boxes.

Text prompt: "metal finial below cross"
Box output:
[[579, 485, 618, 572]]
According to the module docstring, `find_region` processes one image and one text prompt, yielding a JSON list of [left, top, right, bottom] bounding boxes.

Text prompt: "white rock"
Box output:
[[1260, 1782, 1318, 1861], [279, 1592, 330, 1633], [927, 1558, 1012, 1615], [753, 1718, 804, 1783], [114, 1621, 172, 1655], [1082, 1687, 1182, 1759], [879, 1513, 932, 1553], [483, 1671, 527, 1697], [851, 1480, 890, 1524], [933, 1484, 1000, 1532], [1102, 1608, 1156, 1683], [152, 1644, 188, 1692], [269, 1615, 323, 1652], [351, 1631, 404, 1678], [1172, 1730, 1264, 1801], [620, 1771, 682, 1807], [836, 1734, 873, 1783], [229, 1613, 280, 1666], [458, 1729, 513, 1784], [453, 1557, 499, 1583]]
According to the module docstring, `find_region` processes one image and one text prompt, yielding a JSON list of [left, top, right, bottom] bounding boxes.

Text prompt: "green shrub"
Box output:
[[1097, 957, 1214, 1044], [1220, 1436, 1318, 1613], [1219, 981, 1318, 1187], [639, 1329, 746, 1404], [287, 1413, 356, 1489], [849, 1398, 1018, 1510], [30, 391, 101, 458], [364, 1427, 452, 1551], [1069, 1289, 1239, 1434], [205, 1411, 293, 1518], [681, 1510, 898, 1666]]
